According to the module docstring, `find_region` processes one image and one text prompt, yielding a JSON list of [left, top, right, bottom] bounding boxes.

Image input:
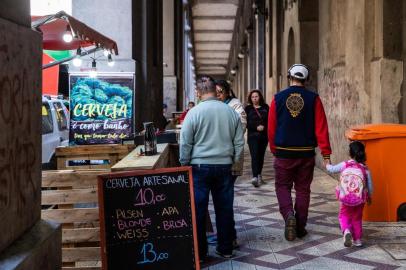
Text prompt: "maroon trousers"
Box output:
[[274, 157, 315, 230]]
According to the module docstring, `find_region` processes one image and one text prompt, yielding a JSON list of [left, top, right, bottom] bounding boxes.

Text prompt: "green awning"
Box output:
[[44, 50, 72, 61]]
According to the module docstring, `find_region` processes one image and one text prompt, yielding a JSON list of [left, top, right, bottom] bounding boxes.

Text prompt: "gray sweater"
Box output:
[[179, 97, 245, 165]]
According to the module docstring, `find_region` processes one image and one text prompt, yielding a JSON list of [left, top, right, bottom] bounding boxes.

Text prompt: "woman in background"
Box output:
[[245, 90, 269, 187]]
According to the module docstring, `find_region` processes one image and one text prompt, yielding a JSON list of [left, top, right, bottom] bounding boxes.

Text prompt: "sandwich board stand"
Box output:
[[97, 167, 200, 270]]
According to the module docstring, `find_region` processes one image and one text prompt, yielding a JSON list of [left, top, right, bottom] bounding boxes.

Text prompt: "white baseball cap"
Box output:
[[288, 64, 309, 80]]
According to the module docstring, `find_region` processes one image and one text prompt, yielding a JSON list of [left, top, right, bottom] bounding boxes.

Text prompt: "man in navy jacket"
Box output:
[[268, 64, 332, 241]]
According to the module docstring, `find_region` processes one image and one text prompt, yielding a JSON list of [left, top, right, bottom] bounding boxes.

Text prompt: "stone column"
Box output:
[[0, 1, 61, 269], [163, 0, 177, 118], [175, 0, 184, 111], [371, 58, 403, 123], [256, 0, 266, 94], [132, 0, 164, 131]]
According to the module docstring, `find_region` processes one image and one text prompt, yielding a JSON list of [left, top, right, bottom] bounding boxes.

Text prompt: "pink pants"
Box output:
[[338, 203, 364, 240]]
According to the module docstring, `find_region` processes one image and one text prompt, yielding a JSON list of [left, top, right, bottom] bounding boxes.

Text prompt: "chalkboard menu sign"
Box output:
[[98, 167, 200, 270]]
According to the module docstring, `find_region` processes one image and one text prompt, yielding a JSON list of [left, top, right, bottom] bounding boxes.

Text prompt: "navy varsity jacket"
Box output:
[[268, 85, 332, 159]]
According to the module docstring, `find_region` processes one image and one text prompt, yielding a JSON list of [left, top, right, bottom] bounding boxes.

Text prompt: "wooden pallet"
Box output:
[[42, 170, 107, 270], [56, 144, 134, 170]]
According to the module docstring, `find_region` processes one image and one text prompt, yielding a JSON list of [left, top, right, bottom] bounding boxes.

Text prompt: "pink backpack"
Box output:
[[336, 160, 368, 206]]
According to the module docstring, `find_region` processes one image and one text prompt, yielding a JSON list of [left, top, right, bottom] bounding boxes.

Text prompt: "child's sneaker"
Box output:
[[343, 229, 352, 247], [353, 239, 363, 247], [258, 174, 265, 184]]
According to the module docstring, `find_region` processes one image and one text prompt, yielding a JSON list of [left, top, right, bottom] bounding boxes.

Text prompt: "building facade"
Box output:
[[228, 0, 406, 163]]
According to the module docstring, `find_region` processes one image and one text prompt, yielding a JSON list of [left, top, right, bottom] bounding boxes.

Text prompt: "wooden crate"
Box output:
[[42, 170, 108, 270], [56, 144, 134, 170]]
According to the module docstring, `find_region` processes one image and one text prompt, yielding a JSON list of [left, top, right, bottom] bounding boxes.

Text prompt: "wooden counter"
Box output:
[[111, 143, 170, 171], [55, 144, 134, 170]]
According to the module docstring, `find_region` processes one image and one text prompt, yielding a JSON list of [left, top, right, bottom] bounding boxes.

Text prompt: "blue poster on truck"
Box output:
[[69, 73, 134, 145]]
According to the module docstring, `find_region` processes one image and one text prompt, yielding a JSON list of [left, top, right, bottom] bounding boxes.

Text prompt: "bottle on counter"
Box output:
[[143, 122, 157, 155]]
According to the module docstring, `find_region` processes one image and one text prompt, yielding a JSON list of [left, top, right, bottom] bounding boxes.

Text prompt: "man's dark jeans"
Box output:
[[192, 164, 234, 257]]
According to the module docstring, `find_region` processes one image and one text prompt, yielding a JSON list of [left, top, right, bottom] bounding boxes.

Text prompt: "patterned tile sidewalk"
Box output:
[[202, 149, 406, 270]]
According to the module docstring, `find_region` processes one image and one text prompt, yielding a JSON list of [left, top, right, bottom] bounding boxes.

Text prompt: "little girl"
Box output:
[[326, 141, 373, 247]]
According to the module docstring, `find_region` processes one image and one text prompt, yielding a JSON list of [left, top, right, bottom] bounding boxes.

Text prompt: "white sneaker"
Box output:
[[353, 239, 363, 247], [343, 229, 352, 247], [258, 174, 265, 184], [251, 177, 260, 187]]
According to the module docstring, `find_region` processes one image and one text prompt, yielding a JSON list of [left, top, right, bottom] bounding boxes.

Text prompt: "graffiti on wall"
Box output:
[[320, 66, 369, 161], [0, 19, 41, 252]]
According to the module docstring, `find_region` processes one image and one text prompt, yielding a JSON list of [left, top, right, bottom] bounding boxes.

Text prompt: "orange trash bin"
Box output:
[[346, 124, 406, 221]]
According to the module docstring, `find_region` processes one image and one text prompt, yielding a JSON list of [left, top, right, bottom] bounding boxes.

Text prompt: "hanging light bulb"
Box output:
[[89, 60, 97, 78], [72, 57, 82, 67], [63, 25, 73, 43], [107, 54, 115, 67], [89, 69, 98, 78], [72, 47, 82, 67], [103, 49, 110, 57]]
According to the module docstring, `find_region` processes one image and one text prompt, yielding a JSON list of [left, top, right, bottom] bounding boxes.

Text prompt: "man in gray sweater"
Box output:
[[180, 76, 244, 260]]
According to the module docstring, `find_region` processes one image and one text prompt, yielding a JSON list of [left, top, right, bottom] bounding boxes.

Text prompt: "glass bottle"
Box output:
[[143, 122, 157, 155]]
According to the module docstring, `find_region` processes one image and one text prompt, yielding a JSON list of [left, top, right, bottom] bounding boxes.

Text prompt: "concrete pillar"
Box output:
[[0, 1, 61, 269], [369, 0, 404, 123], [270, 0, 282, 94], [247, 29, 253, 89], [402, 1, 406, 123], [298, 0, 318, 92], [318, 0, 370, 163], [250, 28, 257, 89], [175, 0, 184, 111], [163, 0, 175, 77], [377, 0, 405, 124], [240, 55, 245, 100], [244, 43, 250, 94], [371, 58, 403, 123], [0, 8, 41, 255], [256, 0, 266, 94], [281, 1, 300, 89], [132, 0, 164, 131], [163, 0, 177, 117], [1, 0, 30, 26]]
